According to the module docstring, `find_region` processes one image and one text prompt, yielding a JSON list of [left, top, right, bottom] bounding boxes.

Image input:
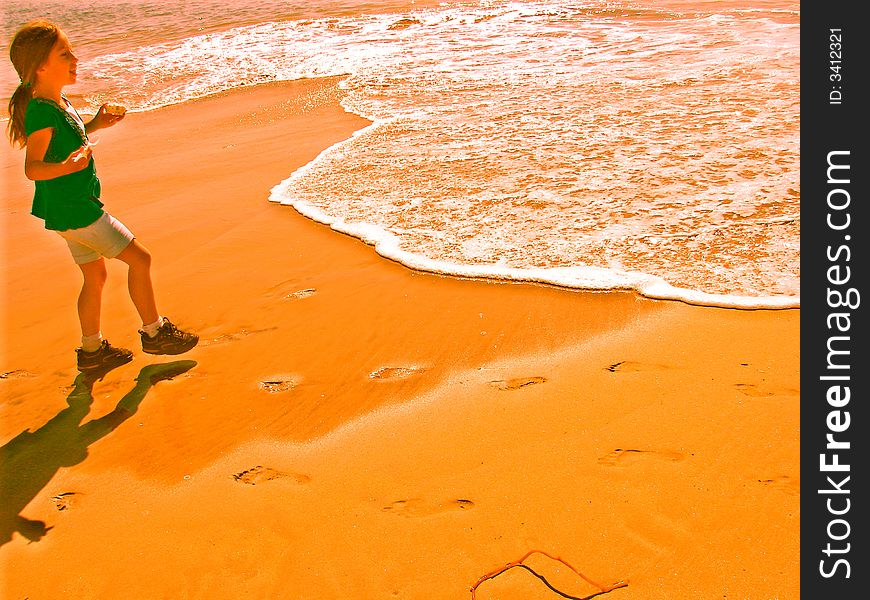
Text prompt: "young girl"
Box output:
[[7, 19, 198, 374]]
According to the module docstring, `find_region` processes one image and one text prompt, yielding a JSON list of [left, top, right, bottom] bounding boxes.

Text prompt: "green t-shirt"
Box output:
[[24, 95, 103, 231]]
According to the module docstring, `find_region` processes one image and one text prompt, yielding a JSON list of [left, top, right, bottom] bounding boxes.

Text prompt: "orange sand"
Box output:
[[1, 77, 799, 599]]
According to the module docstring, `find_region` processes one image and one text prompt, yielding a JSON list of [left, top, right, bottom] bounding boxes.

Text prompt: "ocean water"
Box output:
[[2, 0, 800, 308]]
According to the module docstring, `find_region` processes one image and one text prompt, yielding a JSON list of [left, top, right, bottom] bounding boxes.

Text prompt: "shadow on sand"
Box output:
[[0, 360, 196, 547]]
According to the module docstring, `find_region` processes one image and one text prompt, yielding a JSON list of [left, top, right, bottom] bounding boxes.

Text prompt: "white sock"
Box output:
[[81, 332, 103, 353], [142, 316, 164, 338]]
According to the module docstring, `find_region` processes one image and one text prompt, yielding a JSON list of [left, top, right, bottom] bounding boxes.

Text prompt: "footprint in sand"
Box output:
[[232, 466, 311, 485], [605, 361, 670, 373], [734, 383, 768, 397], [621, 510, 692, 556], [734, 383, 800, 398], [382, 498, 475, 517], [51, 492, 81, 511], [1, 369, 36, 380], [201, 327, 276, 347], [489, 376, 547, 391], [284, 288, 317, 300], [597, 448, 686, 466], [369, 366, 425, 380], [258, 378, 297, 393], [266, 279, 318, 301], [757, 475, 799, 496]]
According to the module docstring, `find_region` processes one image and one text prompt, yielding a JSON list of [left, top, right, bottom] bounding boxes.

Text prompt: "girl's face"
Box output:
[[37, 31, 78, 88]]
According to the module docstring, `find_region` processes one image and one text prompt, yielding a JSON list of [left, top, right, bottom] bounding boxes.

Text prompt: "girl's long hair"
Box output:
[[6, 20, 60, 148]]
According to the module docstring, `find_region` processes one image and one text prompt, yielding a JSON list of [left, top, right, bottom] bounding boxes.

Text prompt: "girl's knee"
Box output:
[[137, 245, 152, 268], [80, 260, 108, 287], [118, 240, 152, 269]]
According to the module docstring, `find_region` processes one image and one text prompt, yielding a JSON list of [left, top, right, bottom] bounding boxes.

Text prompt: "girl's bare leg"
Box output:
[[77, 258, 107, 338], [114, 240, 160, 326]]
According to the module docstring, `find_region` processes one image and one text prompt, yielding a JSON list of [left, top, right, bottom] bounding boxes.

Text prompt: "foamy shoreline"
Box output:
[[270, 134, 799, 310], [269, 116, 799, 310]]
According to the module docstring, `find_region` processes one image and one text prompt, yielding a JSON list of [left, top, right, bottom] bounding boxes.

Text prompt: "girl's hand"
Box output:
[[88, 104, 126, 131], [63, 144, 93, 173]]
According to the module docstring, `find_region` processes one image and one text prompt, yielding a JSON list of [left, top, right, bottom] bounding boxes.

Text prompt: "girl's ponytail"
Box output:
[[6, 19, 60, 147], [7, 81, 34, 148]]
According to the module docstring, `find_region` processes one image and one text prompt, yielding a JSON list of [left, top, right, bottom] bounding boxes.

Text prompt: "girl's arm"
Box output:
[[24, 128, 92, 181], [84, 105, 125, 134]]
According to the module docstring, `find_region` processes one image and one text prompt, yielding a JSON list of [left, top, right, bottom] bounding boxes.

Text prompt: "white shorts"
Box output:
[[56, 212, 135, 264]]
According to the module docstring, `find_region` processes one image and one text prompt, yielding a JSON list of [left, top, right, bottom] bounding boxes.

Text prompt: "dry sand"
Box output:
[[1, 77, 799, 599]]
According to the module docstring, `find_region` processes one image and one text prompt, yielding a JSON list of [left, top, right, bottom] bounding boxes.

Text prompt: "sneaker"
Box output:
[[76, 340, 134, 373], [140, 317, 199, 355]]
